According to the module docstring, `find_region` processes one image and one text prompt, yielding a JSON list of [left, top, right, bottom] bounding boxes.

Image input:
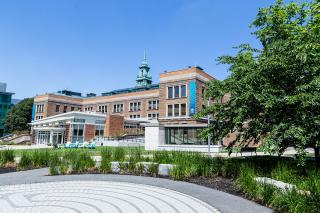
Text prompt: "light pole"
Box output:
[[207, 97, 211, 157]]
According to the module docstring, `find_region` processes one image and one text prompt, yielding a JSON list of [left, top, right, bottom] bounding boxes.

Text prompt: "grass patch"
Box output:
[[0, 150, 15, 166]]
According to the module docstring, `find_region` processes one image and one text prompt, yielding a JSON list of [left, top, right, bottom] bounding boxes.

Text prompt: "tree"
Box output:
[[4, 98, 34, 133], [198, 0, 320, 166]]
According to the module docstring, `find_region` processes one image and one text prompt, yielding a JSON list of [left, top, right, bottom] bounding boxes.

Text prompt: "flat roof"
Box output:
[[0, 92, 14, 95], [101, 84, 159, 96]]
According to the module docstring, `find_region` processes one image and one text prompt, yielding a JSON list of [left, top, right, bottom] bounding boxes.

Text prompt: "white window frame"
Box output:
[[167, 84, 188, 99], [113, 103, 124, 113], [147, 99, 159, 110], [166, 103, 188, 118]]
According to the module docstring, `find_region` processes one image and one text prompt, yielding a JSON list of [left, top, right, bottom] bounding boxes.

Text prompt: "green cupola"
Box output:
[[136, 51, 152, 87]]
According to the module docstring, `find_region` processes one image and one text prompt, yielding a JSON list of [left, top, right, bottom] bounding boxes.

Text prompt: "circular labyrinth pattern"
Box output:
[[0, 181, 219, 213]]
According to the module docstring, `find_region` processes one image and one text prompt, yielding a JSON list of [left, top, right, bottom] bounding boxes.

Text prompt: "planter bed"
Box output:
[[187, 176, 242, 196]]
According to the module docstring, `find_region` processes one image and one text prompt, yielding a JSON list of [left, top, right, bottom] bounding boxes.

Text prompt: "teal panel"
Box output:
[[189, 80, 196, 116]]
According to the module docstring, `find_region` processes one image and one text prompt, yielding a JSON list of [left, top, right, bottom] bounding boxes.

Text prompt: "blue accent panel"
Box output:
[[189, 80, 196, 116], [31, 104, 35, 121]]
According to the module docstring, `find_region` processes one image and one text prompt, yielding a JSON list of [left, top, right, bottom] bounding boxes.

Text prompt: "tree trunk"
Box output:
[[315, 146, 320, 169]]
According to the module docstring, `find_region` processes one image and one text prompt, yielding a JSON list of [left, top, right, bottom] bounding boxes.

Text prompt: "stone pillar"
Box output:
[[104, 114, 124, 137]]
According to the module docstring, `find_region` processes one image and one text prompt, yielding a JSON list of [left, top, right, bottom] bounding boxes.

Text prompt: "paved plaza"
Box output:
[[0, 169, 272, 213]]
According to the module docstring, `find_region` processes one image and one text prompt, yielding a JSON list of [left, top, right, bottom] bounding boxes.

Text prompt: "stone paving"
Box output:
[[0, 181, 218, 213], [0, 169, 272, 213]]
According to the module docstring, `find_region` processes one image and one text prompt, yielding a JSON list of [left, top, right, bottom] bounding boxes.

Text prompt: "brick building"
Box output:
[[31, 55, 219, 151]]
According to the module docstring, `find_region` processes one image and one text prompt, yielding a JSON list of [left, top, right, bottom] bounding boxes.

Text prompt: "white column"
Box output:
[[49, 130, 53, 145]]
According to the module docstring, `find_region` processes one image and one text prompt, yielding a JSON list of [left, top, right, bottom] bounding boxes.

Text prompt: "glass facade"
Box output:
[[165, 127, 208, 145], [0, 93, 12, 136]]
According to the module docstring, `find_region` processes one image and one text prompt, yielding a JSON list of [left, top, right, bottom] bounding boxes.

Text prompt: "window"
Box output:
[[167, 103, 187, 117], [167, 85, 187, 99], [71, 124, 84, 143], [63, 106, 68, 113], [181, 104, 186, 116], [71, 107, 75, 111], [130, 114, 140, 119], [98, 105, 107, 113], [168, 87, 173, 99], [181, 85, 186, 97], [55, 105, 60, 112], [95, 125, 104, 138], [174, 104, 179, 117], [113, 103, 123, 113], [35, 115, 43, 120], [36, 104, 44, 113], [84, 106, 94, 112], [174, 86, 180, 98], [129, 102, 141, 112], [165, 127, 207, 145], [148, 100, 159, 110], [78, 107, 82, 111], [167, 105, 173, 117], [148, 113, 159, 120], [202, 86, 206, 100]]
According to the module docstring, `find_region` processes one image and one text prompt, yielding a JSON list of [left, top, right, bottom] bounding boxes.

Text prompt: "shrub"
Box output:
[[221, 158, 241, 178], [153, 151, 171, 164], [59, 161, 69, 175], [258, 183, 277, 205], [271, 162, 299, 184], [18, 153, 33, 170], [236, 165, 259, 199], [113, 147, 126, 161], [118, 162, 128, 173], [169, 164, 186, 180], [49, 153, 60, 175], [271, 188, 307, 213], [136, 163, 145, 175], [32, 150, 50, 168], [72, 151, 95, 173], [0, 150, 15, 166], [128, 157, 137, 173], [63, 150, 78, 165], [147, 163, 159, 177], [129, 148, 142, 162], [100, 148, 112, 173]]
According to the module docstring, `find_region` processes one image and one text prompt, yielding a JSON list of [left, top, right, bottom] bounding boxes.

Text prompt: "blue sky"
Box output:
[[0, 0, 279, 99]]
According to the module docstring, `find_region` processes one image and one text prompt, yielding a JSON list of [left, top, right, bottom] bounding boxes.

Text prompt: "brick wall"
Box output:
[[104, 114, 124, 137], [65, 124, 70, 143], [84, 124, 95, 142]]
